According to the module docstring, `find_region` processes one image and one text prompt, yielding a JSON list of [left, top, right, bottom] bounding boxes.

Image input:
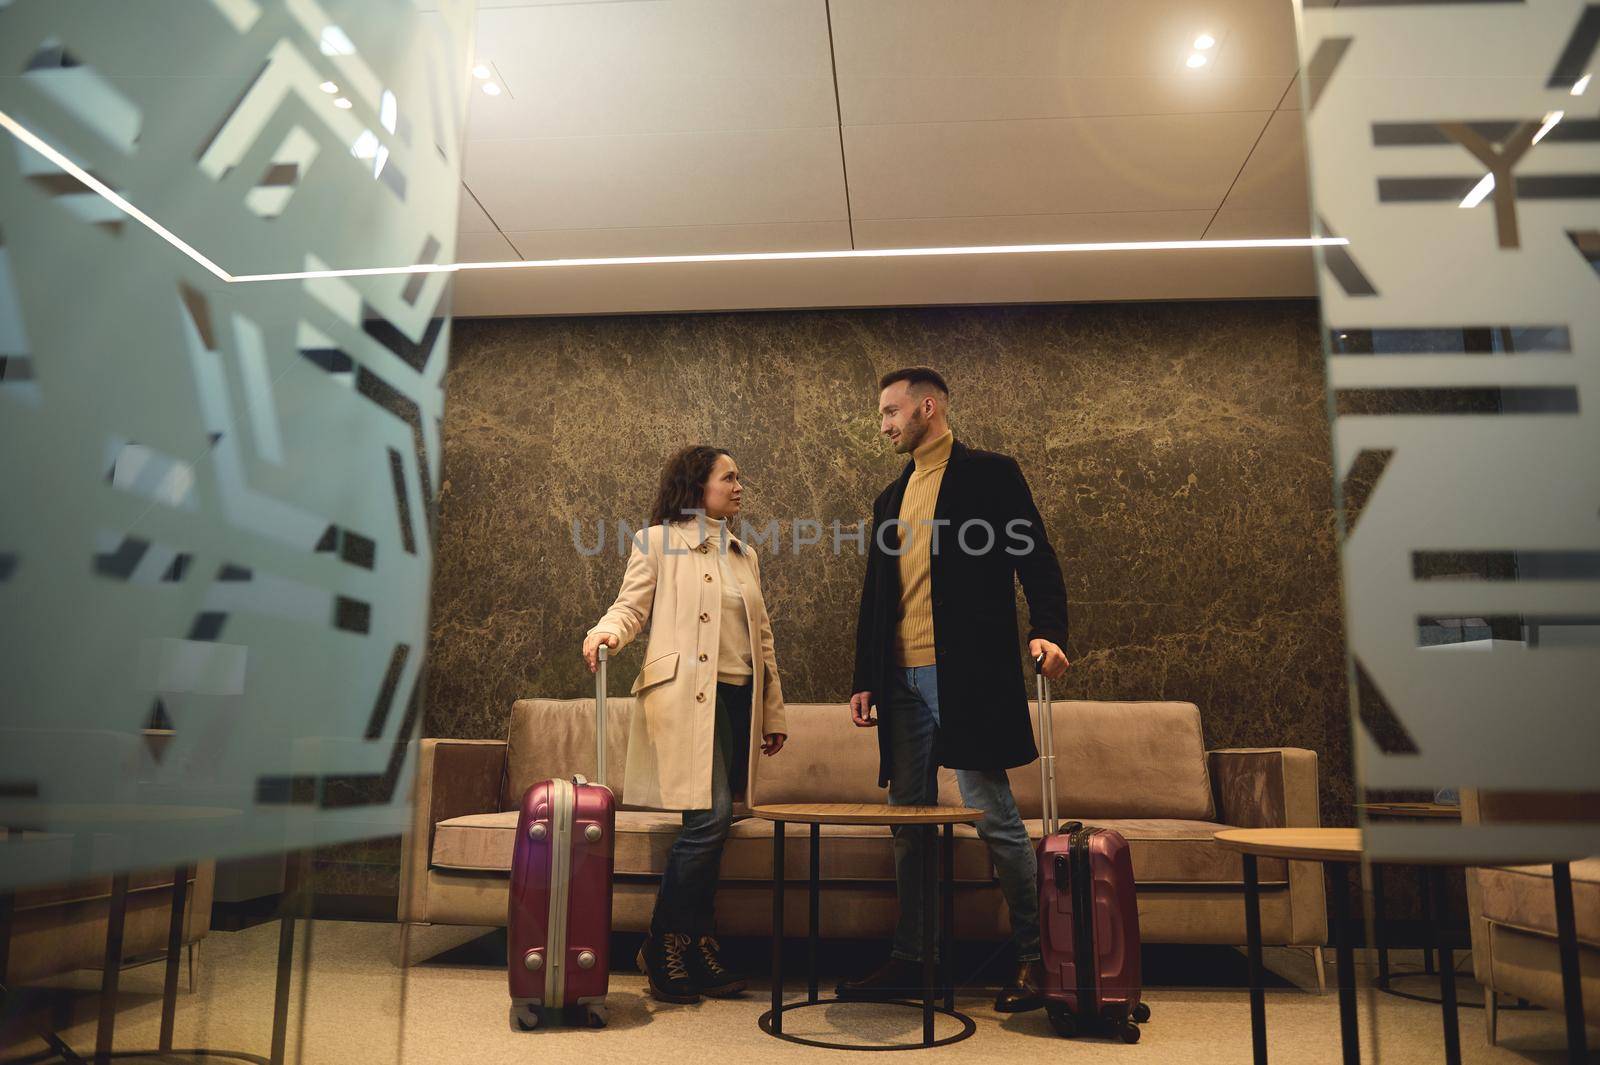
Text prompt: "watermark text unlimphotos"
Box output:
[[572, 511, 1037, 558]]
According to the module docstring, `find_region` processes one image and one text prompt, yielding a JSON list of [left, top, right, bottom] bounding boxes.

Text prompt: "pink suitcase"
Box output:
[[1033, 654, 1150, 1043], [508, 644, 616, 1031]]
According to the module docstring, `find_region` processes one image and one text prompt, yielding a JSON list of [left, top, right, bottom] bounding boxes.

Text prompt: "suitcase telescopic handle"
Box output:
[[595, 643, 608, 788], [1034, 652, 1059, 836]]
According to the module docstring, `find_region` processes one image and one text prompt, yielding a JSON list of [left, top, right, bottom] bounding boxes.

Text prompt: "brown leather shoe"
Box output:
[[834, 957, 924, 1001], [993, 959, 1046, 1013]]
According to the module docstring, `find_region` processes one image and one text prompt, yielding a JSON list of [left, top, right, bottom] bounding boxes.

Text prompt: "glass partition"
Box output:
[[1298, 0, 1600, 1057], [0, 1, 473, 1061]]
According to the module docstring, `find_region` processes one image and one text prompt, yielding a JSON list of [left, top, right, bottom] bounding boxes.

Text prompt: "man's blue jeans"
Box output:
[[887, 665, 1041, 963]]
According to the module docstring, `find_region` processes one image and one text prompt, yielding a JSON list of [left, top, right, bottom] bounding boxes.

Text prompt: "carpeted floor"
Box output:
[[3, 921, 1594, 1064]]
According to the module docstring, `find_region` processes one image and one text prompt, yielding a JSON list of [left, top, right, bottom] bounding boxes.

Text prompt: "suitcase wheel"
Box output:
[[1131, 1002, 1151, 1024], [510, 1003, 542, 1032], [1121, 1022, 1141, 1044], [565, 1004, 608, 1029], [1046, 1005, 1076, 1038]]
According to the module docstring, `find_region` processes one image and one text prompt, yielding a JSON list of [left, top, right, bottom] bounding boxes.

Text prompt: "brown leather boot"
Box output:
[[993, 959, 1046, 1013]]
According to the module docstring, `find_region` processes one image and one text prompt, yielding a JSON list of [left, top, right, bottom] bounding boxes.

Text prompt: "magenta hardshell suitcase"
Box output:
[[1033, 654, 1150, 1042], [508, 644, 616, 1030]]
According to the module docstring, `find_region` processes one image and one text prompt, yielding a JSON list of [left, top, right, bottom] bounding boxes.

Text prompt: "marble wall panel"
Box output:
[[427, 301, 1355, 826]]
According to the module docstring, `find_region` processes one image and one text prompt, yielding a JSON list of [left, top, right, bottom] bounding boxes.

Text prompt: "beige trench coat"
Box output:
[[586, 519, 787, 811]]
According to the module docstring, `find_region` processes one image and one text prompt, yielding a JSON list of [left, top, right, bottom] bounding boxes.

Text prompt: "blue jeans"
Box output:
[[650, 682, 750, 937], [888, 665, 1041, 963]]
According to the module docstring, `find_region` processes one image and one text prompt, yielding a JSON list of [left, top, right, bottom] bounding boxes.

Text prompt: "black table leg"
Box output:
[[1419, 867, 1436, 976], [1243, 853, 1268, 1065], [1371, 863, 1389, 989], [771, 826, 785, 1036], [1551, 861, 1589, 1064], [942, 824, 955, 1013], [95, 873, 130, 1065], [1430, 867, 1461, 1065], [1331, 863, 1360, 1065], [922, 826, 935, 1047], [159, 865, 190, 1051], [808, 824, 819, 1005]]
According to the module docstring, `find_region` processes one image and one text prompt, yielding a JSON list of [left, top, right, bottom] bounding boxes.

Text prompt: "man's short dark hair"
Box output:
[[878, 366, 949, 397]]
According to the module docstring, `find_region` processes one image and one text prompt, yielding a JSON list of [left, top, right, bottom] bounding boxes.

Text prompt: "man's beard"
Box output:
[[897, 410, 928, 453]]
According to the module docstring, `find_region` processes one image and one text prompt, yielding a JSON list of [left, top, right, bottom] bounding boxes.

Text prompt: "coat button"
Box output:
[[704, 573, 713, 582], [696, 692, 706, 702], [698, 544, 709, 553], [699, 612, 710, 623], [699, 653, 708, 662]]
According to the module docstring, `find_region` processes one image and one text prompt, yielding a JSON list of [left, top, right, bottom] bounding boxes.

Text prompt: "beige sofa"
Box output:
[[1462, 791, 1599, 1044], [2, 846, 213, 988], [401, 697, 1326, 963]]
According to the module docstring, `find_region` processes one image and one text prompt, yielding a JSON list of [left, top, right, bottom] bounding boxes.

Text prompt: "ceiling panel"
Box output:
[[855, 210, 1212, 249], [500, 219, 851, 260], [464, 127, 849, 233], [843, 111, 1270, 220], [457, 230, 522, 263], [467, 0, 837, 141], [831, 0, 1296, 124], [453, 245, 1316, 317], [1220, 108, 1308, 212], [458, 184, 498, 234], [1206, 207, 1311, 239]]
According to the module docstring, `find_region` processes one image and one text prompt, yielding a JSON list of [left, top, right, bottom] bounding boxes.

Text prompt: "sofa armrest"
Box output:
[[398, 739, 507, 923], [1208, 748, 1319, 829], [1209, 747, 1327, 946]]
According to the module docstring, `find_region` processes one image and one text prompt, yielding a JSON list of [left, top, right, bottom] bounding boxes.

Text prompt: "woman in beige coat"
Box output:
[[581, 445, 787, 1005]]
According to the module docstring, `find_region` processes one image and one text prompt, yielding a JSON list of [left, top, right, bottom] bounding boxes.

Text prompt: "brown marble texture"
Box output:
[[426, 301, 1356, 828]]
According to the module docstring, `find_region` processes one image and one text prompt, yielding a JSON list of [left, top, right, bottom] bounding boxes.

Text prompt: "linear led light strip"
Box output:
[[2, 106, 1348, 285]]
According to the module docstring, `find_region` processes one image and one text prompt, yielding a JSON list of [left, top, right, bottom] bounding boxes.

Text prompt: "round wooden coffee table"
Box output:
[[751, 803, 983, 1051], [1215, 828, 1590, 1065]]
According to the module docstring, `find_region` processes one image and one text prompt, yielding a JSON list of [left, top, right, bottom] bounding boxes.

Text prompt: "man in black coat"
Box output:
[[837, 366, 1071, 1012]]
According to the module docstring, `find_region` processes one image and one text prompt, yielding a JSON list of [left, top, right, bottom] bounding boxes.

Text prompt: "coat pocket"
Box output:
[[630, 650, 679, 694]]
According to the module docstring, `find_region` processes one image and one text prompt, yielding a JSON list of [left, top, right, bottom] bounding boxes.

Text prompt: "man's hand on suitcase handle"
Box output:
[[761, 733, 787, 756], [1030, 639, 1070, 680], [582, 632, 619, 673], [850, 691, 877, 727]]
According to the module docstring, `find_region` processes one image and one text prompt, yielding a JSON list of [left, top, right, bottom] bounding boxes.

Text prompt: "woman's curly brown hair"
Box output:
[[650, 444, 733, 527]]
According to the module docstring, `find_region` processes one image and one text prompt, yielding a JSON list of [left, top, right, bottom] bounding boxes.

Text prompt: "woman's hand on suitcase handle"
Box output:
[[582, 632, 619, 673], [1029, 638, 1070, 680], [850, 691, 877, 727], [761, 733, 786, 756]]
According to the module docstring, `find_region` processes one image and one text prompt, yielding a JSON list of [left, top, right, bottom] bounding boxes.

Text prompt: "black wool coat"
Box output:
[[851, 437, 1071, 785]]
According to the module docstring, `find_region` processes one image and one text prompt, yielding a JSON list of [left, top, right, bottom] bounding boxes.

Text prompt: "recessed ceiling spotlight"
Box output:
[[319, 80, 339, 94], [333, 97, 353, 110], [1194, 33, 1216, 49], [471, 64, 491, 80], [1187, 53, 1208, 69], [1572, 73, 1592, 96], [481, 82, 502, 97]]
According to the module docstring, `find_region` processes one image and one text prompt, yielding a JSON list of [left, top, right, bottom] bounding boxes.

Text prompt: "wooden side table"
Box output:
[[1355, 801, 1462, 989], [1215, 828, 1590, 1065], [751, 803, 983, 1051]]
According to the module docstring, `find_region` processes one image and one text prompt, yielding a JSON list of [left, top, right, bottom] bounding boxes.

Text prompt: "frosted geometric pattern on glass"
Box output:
[[0, 0, 474, 890], [1299, 0, 1600, 860]]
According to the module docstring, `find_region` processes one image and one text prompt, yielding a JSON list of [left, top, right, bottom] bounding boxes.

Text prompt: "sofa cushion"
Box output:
[[1476, 859, 1600, 949], [432, 810, 1281, 887], [433, 808, 749, 874], [997, 702, 1215, 821], [1017, 819, 1287, 885], [504, 698, 636, 809], [750, 704, 892, 806]]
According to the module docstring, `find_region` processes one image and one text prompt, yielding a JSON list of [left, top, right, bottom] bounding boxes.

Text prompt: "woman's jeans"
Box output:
[[650, 681, 751, 937], [888, 665, 1041, 963]]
